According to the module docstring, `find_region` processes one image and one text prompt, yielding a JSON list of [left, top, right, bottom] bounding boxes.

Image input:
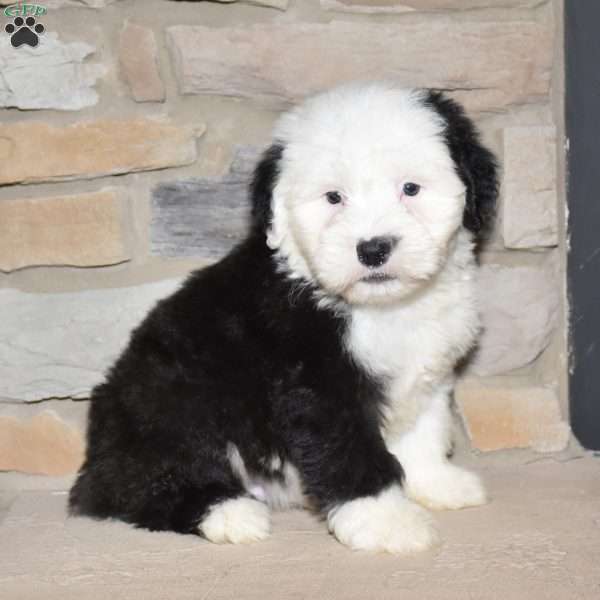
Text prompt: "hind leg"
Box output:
[[148, 481, 271, 543], [71, 455, 271, 543], [198, 494, 271, 544], [141, 476, 271, 543]]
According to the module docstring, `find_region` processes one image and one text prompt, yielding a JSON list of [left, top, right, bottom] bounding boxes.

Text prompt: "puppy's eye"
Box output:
[[403, 182, 421, 197], [325, 191, 343, 205]]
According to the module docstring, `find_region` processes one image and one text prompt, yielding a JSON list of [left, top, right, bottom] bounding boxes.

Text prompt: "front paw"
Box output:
[[405, 464, 488, 511], [199, 497, 271, 544], [327, 486, 440, 554]]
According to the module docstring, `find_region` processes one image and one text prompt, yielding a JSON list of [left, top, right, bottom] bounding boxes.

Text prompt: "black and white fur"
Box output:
[[70, 83, 498, 553]]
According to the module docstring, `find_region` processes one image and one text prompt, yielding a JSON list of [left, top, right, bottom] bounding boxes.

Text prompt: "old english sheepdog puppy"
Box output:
[[70, 83, 498, 553]]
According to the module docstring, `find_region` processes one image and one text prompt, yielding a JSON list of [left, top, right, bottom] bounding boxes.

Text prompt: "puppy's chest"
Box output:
[[346, 306, 445, 388], [345, 286, 477, 426]]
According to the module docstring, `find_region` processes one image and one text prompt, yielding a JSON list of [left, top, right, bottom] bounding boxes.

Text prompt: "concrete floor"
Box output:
[[1, 452, 599, 600]]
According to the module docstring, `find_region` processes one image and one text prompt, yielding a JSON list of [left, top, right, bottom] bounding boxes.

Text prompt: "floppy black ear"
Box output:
[[424, 91, 498, 237], [249, 144, 284, 233]]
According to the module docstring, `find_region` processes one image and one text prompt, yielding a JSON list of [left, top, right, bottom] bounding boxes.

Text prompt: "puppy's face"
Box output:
[[261, 85, 495, 305]]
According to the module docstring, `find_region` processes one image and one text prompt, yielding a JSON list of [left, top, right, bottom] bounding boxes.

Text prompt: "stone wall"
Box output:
[[0, 0, 569, 477]]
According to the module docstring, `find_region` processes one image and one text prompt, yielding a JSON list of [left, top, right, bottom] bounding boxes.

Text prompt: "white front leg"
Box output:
[[387, 385, 488, 511], [327, 485, 440, 554]]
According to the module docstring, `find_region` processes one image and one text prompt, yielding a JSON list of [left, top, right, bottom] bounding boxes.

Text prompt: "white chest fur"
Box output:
[[345, 235, 480, 436]]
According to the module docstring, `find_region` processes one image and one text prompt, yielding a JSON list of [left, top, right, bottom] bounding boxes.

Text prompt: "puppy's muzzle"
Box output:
[[356, 236, 399, 268]]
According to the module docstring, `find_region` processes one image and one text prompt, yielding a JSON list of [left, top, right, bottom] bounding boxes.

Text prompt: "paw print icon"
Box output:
[[5, 16, 45, 48]]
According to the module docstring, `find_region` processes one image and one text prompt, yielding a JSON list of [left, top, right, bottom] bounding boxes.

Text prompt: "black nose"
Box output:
[[356, 236, 399, 268]]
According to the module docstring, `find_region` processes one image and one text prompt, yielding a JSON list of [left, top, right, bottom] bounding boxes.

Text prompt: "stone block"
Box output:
[[455, 378, 570, 452], [0, 189, 129, 272], [247, 0, 288, 7], [0, 118, 203, 185], [6, 0, 122, 6], [151, 146, 261, 259], [502, 126, 558, 249], [321, 0, 543, 13], [468, 260, 560, 376], [167, 19, 552, 113], [119, 22, 165, 103], [0, 280, 183, 402], [0, 33, 103, 111], [207, 0, 289, 7], [0, 400, 87, 476]]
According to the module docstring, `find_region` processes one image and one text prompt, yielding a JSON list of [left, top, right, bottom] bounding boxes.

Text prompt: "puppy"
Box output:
[[69, 83, 498, 553]]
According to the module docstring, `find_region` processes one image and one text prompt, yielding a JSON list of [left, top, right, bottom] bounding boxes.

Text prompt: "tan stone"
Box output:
[[167, 19, 552, 113], [0, 410, 85, 476], [502, 126, 558, 249], [0, 119, 203, 185], [321, 0, 541, 13], [0, 189, 129, 272], [119, 23, 165, 103], [455, 378, 570, 452]]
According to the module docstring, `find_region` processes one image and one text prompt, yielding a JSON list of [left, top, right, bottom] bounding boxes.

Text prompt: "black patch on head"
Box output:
[[250, 144, 284, 233], [423, 91, 499, 240]]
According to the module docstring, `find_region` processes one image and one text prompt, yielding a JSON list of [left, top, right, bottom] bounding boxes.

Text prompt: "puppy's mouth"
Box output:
[[360, 273, 397, 284]]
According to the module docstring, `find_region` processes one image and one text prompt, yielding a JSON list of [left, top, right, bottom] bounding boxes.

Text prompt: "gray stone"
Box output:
[[0, 280, 182, 402], [467, 260, 560, 376], [151, 146, 261, 259], [4, 0, 122, 7], [502, 126, 558, 249], [167, 19, 552, 113], [0, 33, 104, 111], [321, 0, 543, 13]]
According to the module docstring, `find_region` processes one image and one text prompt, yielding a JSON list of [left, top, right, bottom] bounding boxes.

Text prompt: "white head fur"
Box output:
[[267, 82, 468, 306]]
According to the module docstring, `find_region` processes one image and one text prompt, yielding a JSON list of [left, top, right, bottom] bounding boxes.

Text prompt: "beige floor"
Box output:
[[0, 452, 599, 600]]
